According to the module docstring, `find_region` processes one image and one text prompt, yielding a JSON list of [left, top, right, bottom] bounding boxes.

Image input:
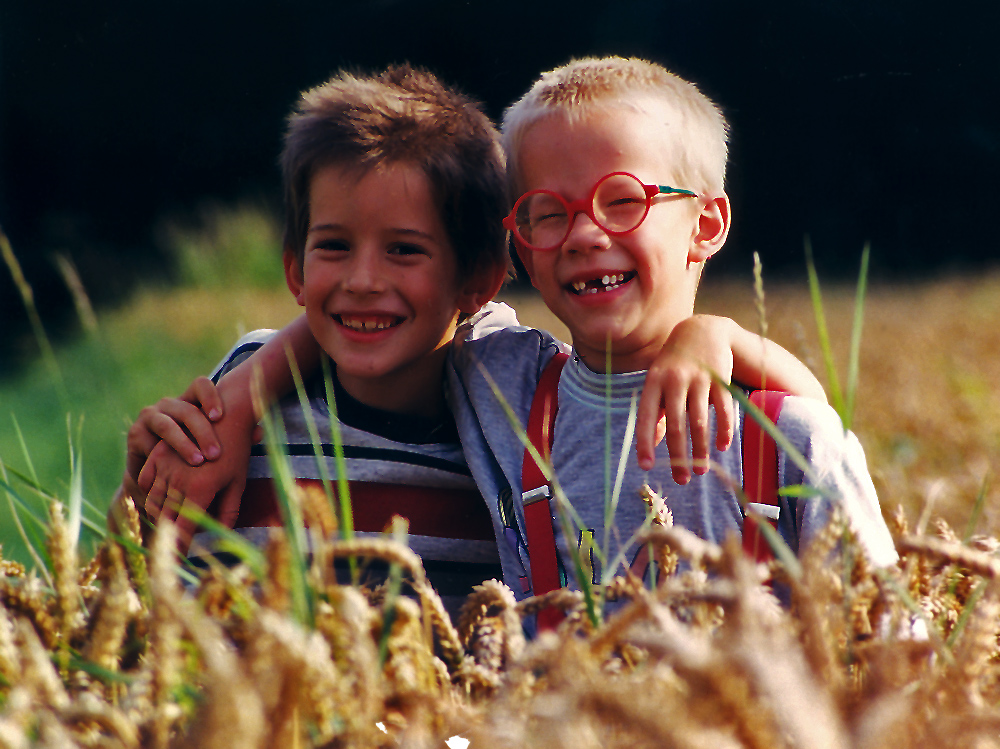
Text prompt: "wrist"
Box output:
[[217, 378, 263, 429]]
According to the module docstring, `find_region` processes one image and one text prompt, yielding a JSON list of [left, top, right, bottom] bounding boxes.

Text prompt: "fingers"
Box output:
[[711, 382, 735, 453], [687, 377, 711, 478], [173, 502, 197, 556], [214, 478, 246, 530], [182, 376, 224, 422], [638, 363, 736, 484], [635, 381, 664, 471], [161, 397, 222, 462], [142, 475, 176, 524], [132, 404, 203, 466]]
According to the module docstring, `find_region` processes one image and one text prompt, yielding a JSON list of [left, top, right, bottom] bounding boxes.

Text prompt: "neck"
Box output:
[[333, 345, 450, 419], [574, 344, 661, 374]]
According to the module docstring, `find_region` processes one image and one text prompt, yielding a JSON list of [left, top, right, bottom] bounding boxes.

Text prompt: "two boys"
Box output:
[[124, 58, 894, 619]]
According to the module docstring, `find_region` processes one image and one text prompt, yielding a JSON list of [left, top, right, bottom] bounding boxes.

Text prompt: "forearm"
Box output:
[[726, 319, 827, 402], [217, 314, 321, 420]]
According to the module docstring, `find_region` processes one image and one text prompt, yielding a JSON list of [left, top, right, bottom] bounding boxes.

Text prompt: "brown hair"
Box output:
[[281, 64, 507, 280]]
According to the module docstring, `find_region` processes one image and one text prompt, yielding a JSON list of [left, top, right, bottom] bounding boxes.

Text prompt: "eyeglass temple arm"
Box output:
[[654, 185, 698, 197]]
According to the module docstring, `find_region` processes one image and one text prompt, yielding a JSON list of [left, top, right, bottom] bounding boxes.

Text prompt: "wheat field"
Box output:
[[2, 269, 1000, 747]]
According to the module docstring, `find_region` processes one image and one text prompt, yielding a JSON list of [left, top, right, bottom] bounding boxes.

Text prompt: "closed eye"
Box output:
[[312, 239, 350, 253], [388, 242, 428, 257]]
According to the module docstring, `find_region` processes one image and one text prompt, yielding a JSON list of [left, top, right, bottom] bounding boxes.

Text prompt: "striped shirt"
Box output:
[[188, 330, 502, 616]]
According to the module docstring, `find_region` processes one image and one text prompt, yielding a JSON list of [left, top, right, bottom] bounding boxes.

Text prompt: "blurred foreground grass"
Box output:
[[2, 245, 1000, 566]]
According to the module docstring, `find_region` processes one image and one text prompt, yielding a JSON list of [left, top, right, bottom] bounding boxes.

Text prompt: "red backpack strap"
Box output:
[[521, 351, 569, 631], [742, 390, 788, 562]]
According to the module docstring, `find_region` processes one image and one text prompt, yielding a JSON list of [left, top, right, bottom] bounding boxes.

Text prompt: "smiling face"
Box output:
[[514, 100, 730, 373], [285, 162, 491, 416]]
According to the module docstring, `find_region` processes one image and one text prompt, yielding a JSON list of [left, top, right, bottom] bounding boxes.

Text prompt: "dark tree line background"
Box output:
[[1, 0, 998, 373]]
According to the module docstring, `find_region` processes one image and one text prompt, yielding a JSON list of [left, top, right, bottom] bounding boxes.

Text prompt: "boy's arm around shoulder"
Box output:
[[726, 319, 827, 403], [161, 315, 320, 537], [636, 315, 826, 481], [108, 317, 320, 546], [775, 396, 897, 568]]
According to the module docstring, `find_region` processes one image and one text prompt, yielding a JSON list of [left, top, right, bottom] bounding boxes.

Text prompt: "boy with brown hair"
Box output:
[[122, 64, 512, 611]]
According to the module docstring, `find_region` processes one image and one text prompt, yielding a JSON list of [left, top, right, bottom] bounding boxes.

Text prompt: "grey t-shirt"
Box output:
[[447, 303, 897, 600]]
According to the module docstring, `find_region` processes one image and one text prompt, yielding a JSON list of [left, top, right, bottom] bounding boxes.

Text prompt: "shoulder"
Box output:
[[452, 301, 568, 370], [211, 329, 278, 381], [774, 396, 847, 442], [768, 395, 863, 469]]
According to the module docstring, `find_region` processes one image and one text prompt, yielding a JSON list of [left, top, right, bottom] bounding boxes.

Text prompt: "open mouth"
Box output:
[[567, 271, 637, 296], [335, 315, 404, 332]]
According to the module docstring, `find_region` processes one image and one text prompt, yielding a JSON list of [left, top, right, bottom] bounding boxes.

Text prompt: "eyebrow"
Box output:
[[307, 223, 438, 241]]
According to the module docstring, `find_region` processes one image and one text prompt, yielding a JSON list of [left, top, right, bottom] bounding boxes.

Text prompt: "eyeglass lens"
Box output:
[[513, 173, 649, 250]]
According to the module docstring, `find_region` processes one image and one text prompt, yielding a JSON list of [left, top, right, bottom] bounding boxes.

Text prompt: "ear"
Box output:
[[688, 193, 731, 264], [457, 262, 507, 315], [283, 248, 307, 306]]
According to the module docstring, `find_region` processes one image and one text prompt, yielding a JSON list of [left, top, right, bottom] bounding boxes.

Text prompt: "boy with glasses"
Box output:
[[445, 57, 896, 623]]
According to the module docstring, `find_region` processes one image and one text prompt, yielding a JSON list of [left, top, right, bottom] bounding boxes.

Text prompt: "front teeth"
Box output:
[[571, 274, 628, 294], [341, 319, 395, 331]]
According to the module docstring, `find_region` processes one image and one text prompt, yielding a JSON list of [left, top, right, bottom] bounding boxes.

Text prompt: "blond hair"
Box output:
[[502, 57, 728, 196]]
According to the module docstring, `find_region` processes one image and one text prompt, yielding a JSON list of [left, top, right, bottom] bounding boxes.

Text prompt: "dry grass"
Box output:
[[4, 491, 1000, 748], [4, 268, 998, 746]]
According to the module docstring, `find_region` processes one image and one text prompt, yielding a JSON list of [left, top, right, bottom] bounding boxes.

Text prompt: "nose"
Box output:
[[342, 248, 385, 294], [562, 208, 611, 254]]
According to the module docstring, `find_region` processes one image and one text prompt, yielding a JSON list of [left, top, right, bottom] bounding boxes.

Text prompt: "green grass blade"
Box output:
[[258, 401, 314, 628], [0, 461, 101, 543], [79, 496, 108, 540], [843, 244, 870, 431], [726, 383, 831, 572], [67, 655, 135, 685], [754, 512, 802, 579], [945, 578, 988, 649], [603, 511, 658, 586], [963, 474, 990, 543], [320, 356, 357, 584], [604, 337, 612, 537], [477, 360, 601, 628], [604, 391, 637, 562], [727, 384, 822, 488], [66, 416, 84, 552], [53, 253, 99, 336], [0, 467, 53, 583], [377, 516, 408, 666], [778, 485, 826, 499], [804, 238, 845, 418], [320, 357, 354, 541], [11, 416, 41, 491], [176, 505, 269, 580], [0, 225, 69, 409], [285, 348, 337, 511]]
